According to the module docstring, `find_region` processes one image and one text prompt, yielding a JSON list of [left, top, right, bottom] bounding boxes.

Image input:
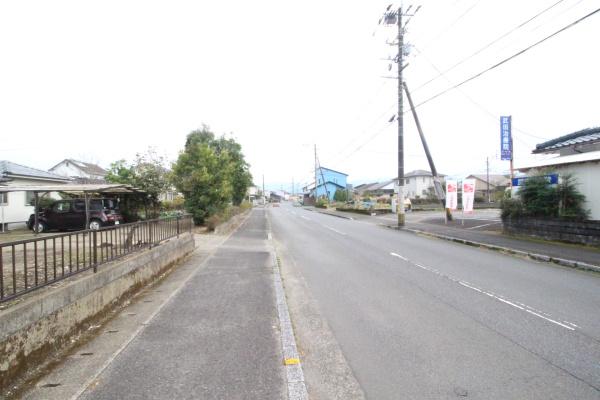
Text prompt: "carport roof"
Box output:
[[0, 183, 145, 194]]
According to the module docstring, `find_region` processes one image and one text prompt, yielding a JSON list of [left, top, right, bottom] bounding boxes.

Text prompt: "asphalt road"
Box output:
[[270, 203, 600, 399]]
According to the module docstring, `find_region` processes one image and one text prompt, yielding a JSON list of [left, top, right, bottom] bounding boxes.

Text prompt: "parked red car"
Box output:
[[27, 198, 124, 232]]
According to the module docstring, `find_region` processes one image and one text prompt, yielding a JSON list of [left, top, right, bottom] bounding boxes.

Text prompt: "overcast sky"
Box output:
[[1, 0, 598, 191]]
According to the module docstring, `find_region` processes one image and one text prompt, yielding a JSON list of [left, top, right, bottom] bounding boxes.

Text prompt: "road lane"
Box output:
[[271, 204, 600, 399]]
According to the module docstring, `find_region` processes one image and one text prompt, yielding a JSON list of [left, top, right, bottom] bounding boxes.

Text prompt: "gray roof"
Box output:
[[50, 159, 108, 176], [466, 174, 510, 187], [404, 170, 446, 178], [0, 160, 71, 182], [533, 127, 600, 154], [0, 183, 145, 194]]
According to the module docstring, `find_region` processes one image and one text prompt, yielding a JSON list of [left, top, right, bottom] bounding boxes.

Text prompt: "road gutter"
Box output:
[[385, 225, 600, 273], [267, 234, 309, 400]]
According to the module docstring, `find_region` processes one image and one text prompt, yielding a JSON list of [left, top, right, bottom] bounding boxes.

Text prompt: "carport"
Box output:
[[0, 184, 147, 233]]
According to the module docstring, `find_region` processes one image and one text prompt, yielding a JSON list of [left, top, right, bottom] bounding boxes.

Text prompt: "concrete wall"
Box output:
[[504, 217, 600, 246], [0, 233, 195, 391]]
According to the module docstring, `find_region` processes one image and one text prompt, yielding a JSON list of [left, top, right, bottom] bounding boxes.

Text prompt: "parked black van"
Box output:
[[27, 198, 124, 232]]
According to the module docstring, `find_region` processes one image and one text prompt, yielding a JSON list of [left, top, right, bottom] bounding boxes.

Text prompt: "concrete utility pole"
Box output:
[[396, 7, 406, 227], [486, 157, 490, 203], [403, 81, 452, 221], [314, 144, 318, 201], [262, 174, 265, 204]]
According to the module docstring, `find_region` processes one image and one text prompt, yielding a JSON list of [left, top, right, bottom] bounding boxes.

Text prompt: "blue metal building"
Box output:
[[311, 167, 348, 201]]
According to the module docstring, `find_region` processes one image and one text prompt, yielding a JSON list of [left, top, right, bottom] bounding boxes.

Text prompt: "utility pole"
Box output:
[[262, 174, 265, 204], [314, 144, 318, 202], [403, 81, 452, 221], [486, 157, 490, 203], [395, 7, 406, 227]]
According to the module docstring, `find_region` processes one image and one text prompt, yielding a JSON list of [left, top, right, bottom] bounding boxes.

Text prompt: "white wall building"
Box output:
[[49, 159, 108, 182], [404, 170, 445, 199], [0, 161, 71, 230], [517, 127, 600, 220]]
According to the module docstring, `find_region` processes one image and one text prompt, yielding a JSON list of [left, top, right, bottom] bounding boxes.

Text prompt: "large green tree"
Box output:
[[172, 127, 252, 224]]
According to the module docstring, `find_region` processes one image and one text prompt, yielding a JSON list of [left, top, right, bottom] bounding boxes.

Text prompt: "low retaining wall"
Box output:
[[503, 217, 600, 246], [0, 233, 195, 393]]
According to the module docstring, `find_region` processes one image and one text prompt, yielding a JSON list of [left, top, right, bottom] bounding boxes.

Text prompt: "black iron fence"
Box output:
[[0, 215, 193, 303]]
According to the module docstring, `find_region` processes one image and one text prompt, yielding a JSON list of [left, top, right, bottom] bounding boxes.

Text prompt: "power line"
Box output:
[[413, 0, 568, 92], [411, 7, 600, 110], [413, 46, 549, 142], [417, 0, 483, 51]]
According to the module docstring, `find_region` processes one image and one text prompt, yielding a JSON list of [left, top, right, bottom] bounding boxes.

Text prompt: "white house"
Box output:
[[0, 161, 71, 230], [404, 170, 446, 199], [49, 159, 108, 182], [516, 127, 600, 220]]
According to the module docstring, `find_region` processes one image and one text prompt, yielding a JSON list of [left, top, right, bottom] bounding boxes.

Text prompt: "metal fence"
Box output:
[[0, 214, 193, 303]]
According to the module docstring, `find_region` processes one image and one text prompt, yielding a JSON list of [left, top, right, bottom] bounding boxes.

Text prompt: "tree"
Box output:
[[333, 188, 348, 202], [106, 149, 171, 204], [501, 172, 588, 220], [172, 126, 253, 224], [557, 174, 589, 219]]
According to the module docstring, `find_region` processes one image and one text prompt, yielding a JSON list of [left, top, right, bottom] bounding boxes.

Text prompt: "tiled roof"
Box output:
[[0, 160, 71, 181], [533, 127, 600, 154]]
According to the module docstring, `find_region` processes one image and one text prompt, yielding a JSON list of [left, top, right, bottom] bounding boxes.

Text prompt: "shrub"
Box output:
[[501, 173, 588, 220]]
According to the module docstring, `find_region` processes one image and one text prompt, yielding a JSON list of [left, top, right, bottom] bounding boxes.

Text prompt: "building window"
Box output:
[[406, 178, 410, 184], [0, 192, 7, 205], [25, 191, 35, 206]]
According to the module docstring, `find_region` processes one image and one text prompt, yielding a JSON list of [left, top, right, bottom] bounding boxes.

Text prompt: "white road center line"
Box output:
[[323, 225, 346, 236], [389, 252, 577, 331], [301, 216, 311, 221], [458, 281, 575, 331], [390, 252, 408, 261]]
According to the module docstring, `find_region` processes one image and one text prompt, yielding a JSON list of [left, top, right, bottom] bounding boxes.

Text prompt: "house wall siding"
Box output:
[[0, 178, 66, 227]]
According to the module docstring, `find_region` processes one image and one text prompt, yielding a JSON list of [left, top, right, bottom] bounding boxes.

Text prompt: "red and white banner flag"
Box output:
[[462, 179, 476, 213], [445, 180, 458, 210]]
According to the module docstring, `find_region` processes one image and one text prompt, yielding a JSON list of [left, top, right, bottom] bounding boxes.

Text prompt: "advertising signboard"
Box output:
[[462, 179, 476, 213], [445, 180, 458, 210], [500, 116, 512, 161]]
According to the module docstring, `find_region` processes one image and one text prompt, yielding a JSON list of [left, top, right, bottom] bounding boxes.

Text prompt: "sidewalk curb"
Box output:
[[385, 225, 600, 273]]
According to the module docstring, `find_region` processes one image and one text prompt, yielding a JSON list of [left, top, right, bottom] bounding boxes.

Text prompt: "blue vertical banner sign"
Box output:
[[500, 116, 512, 160]]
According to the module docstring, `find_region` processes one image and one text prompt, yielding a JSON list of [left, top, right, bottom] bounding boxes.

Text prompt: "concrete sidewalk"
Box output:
[[23, 210, 289, 400], [309, 207, 600, 270]]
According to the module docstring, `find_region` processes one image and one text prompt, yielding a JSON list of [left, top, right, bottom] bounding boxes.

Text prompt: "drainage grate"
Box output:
[[80, 352, 94, 356]]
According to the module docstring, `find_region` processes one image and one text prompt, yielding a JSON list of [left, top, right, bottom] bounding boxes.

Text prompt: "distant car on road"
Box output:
[[27, 198, 124, 232]]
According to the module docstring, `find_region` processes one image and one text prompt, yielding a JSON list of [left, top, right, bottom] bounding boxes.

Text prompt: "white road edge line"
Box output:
[[466, 222, 502, 230], [270, 234, 309, 400]]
